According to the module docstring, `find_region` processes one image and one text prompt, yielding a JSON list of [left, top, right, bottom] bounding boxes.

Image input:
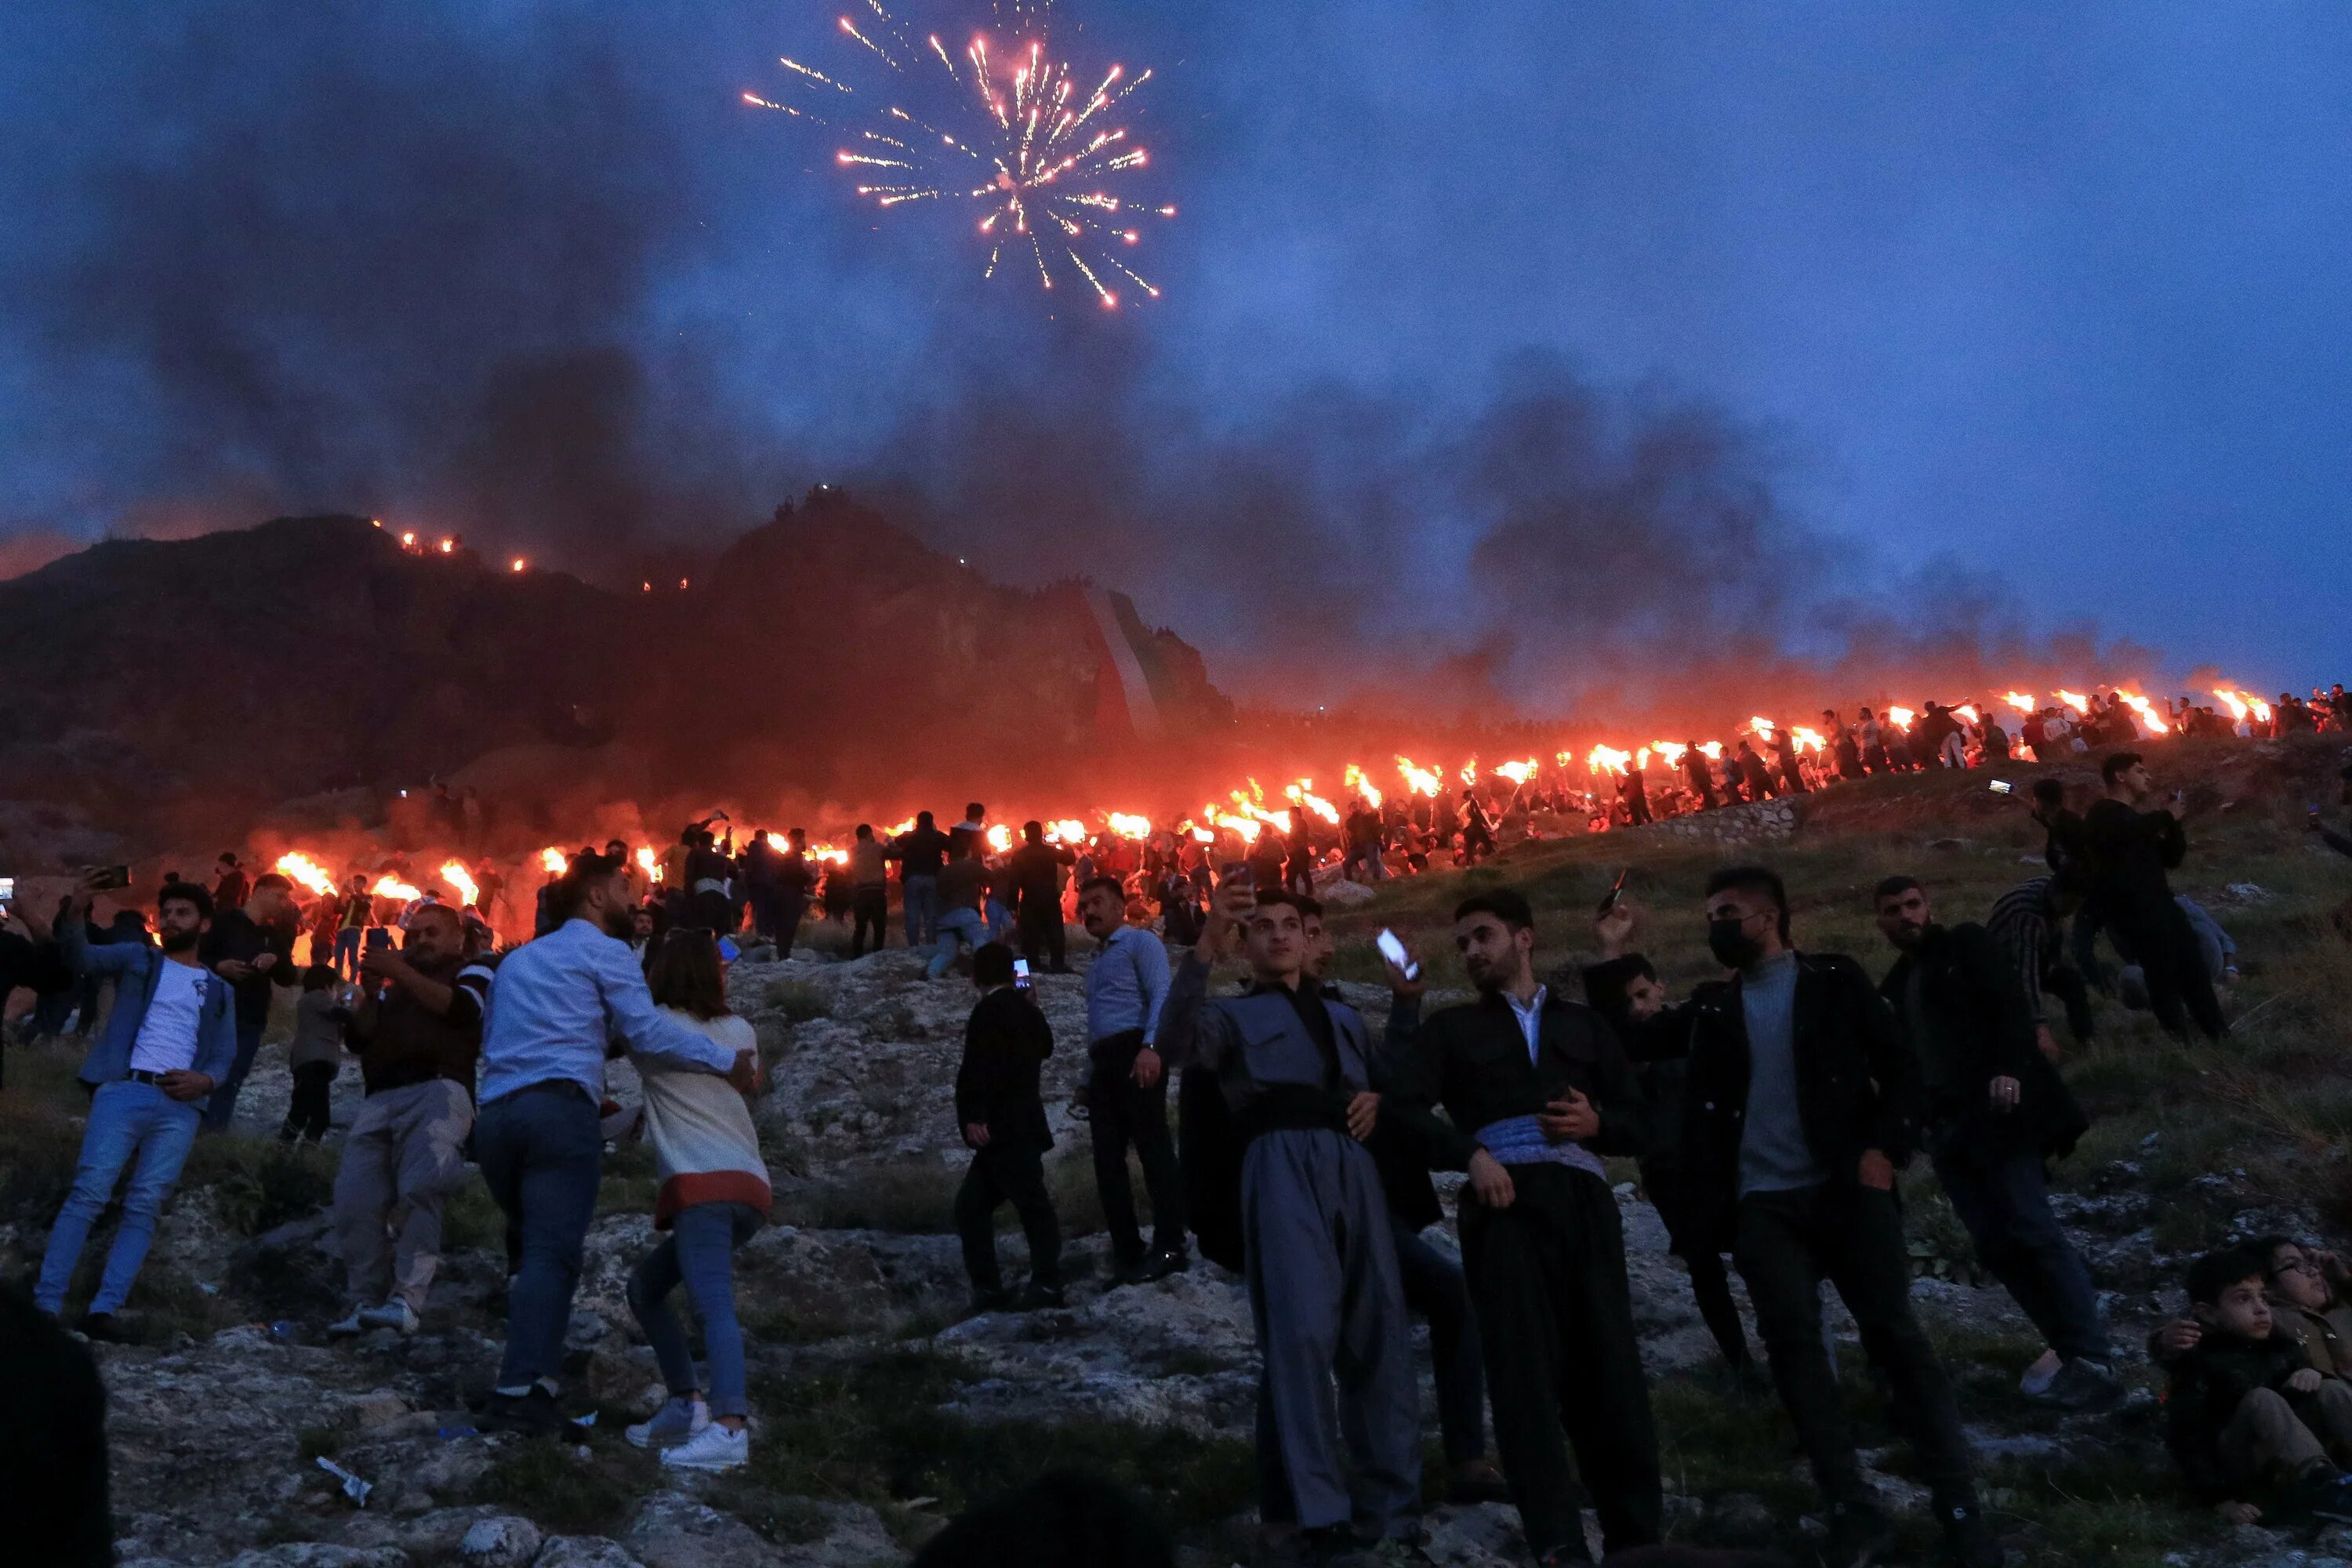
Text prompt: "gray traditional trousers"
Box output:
[[1244, 1126, 1421, 1537], [332, 1077, 474, 1312]]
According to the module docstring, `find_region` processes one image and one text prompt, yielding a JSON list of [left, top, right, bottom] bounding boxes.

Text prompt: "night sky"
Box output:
[[2, 2, 2347, 711]]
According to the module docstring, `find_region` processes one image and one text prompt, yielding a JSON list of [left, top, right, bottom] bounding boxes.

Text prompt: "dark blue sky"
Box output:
[[2, 1, 2346, 708]]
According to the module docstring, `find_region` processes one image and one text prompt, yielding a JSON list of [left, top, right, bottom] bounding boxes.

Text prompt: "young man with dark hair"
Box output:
[[1682, 866, 1998, 1567], [335, 874, 373, 980], [1078, 874, 1185, 1283], [213, 851, 249, 912], [474, 853, 759, 1434], [1007, 821, 1078, 973], [35, 874, 238, 1340], [1388, 887, 1661, 1566], [886, 811, 953, 949], [1583, 903, 1754, 1375], [328, 902, 493, 1338], [200, 869, 303, 1130], [953, 942, 1062, 1312], [1984, 868, 2097, 1054], [2163, 1246, 2352, 1526], [2084, 753, 2225, 1040], [1159, 885, 1419, 1564], [1872, 877, 2114, 1411]]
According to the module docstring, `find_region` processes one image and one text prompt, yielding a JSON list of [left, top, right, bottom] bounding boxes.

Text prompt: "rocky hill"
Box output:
[[4, 735, 2351, 1567], [0, 494, 1230, 864]]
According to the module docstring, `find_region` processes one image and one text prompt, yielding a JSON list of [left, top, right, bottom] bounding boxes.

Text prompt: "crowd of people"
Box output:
[[5, 718, 2352, 1568]]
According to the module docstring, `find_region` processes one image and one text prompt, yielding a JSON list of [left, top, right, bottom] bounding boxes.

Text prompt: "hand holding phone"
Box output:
[[1988, 780, 2014, 796], [1013, 957, 1033, 990], [1375, 927, 1421, 982], [1596, 868, 1630, 916]]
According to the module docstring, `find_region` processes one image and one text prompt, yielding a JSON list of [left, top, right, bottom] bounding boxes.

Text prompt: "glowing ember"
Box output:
[[510, 557, 528, 573], [441, 861, 479, 909], [274, 851, 338, 899]]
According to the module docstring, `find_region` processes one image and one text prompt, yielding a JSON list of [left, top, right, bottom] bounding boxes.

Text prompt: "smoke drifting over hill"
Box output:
[[0, 2, 2138, 730]]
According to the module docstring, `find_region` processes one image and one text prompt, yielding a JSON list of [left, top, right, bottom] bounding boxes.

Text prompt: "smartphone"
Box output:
[[1374, 927, 1420, 981], [0, 876, 13, 904], [1219, 861, 1254, 891], [364, 927, 394, 953], [1596, 867, 1630, 917], [1013, 957, 1033, 990], [88, 865, 132, 891], [1988, 780, 2014, 796]]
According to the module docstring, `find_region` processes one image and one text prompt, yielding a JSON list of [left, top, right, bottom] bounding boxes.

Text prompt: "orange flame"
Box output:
[[1106, 812, 1152, 840], [540, 846, 569, 875], [274, 851, 338, 899], [985, 823, 1013, 853], [2055, 690, 2090, 716], [1886, 707, 1915, 731], [1045, 818, 1088, 844], [1495, 758, 1538, 785], [1342, 763, 1383, 809], [1790, 726, 1825, 754], [440, 861, 478, 909], [1953, 704, 1980, 724], [636, 845, 661, 883], [376, 878, 423, 902], [1587, 745, 1632, 775], [2002, 691, 2036, 713], [1394, 756, 1443, 797]]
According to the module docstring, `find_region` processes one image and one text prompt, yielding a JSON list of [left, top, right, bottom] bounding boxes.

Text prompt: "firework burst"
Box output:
[[746, 0, 1172, 307]]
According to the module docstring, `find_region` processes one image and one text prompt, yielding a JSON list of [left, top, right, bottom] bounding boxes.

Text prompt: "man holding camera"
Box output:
[[34, 873, 238, 1340]]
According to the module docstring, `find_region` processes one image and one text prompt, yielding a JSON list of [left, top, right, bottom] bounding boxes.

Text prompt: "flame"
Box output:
[[883, 816, 918, 837], [1790, 726, 1825, 754], [1284, 782, 1341, 824], [540, 846, 569, 874], [1495, 758, 1538, 785], [2002, 691, 2036, 713], [1953, 704, 1980, 724], [1748, 716, 1777, 739], [1395, 756, 1443, 797], [1651, 741, 1687, 767], [1886, 707, 1915, 731], [1045, 818, 1089, 844], [1190, 826, 1214, 843], [2250, 695, 2272, 724], [510, 557, 528, 573], [1209, 811, 1263, 842], [399, 531, 417, 548], [375, 878, 423, 902], [636, 845, 661, 883], [2212, 688, 2249, 721], [1341, 762, 1384, 809], [1587, 745, 1632, 775], [985, 823, 1013, 853], [274, 851, 338, 899], [440, 861, 478, 909], [2055, 690, 2090, 715], [2118, 692, 2168, 735], [1460, 757, 1478, 786], [437, 538, 455, 555], [1106, 811, 1152, 840], [1697, 741, 1724, 760]]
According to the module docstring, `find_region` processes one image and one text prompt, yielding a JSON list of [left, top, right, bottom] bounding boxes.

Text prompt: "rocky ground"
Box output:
[[10, 737, 2352, 1567]]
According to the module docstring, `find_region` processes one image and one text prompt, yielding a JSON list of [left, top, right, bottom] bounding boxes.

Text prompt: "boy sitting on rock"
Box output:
[[2252, 1236, 2352, 1377], [2161, 1246, 2352, 1525]]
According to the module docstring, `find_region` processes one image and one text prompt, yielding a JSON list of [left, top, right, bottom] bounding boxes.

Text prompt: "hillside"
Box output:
[[2, 735, 2349, 1567]]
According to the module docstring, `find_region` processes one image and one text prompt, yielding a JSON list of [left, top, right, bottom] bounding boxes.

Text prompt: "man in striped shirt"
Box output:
[[1984, 872, 2095, 1058]]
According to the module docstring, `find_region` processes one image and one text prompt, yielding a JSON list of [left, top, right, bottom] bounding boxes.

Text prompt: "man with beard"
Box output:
[[1681, 866, 1998, 1568], [474, 853, 760, 1435], [1874, 878, 2117, 1413], [2084, 753, 2227, 1041], [327, 902, 492, 1338], [1078, 876, 1186, 1284], [200, 870, 302, 1131], [35, 875, 238, 1339], [1159, 887, 1419, 1564], [1389, 890, 1661, 1566]]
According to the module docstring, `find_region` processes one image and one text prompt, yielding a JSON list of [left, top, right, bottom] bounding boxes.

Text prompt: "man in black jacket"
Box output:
[[1681, 866, 1996, 1568], [1392, 890, 1660, 1566], [1874, 877, 2115, 1412], [1006, 822, 1077, 973], [953, 943, 1062, 1312], [200, 870, 303, 1131], [2083, 752, 2225, 1040]]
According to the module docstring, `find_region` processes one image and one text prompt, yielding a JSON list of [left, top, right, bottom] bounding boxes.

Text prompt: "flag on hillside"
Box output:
[[1081, 584, 1179, 741]]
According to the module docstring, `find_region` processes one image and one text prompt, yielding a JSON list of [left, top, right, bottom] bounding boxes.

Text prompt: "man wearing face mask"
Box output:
[[473, 851, 760, 1436], [1388, 890, 1660, 1567], [1681, 866, 2000, 1568]]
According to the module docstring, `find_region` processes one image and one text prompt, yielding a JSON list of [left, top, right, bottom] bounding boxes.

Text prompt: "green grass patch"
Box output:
[[470, 1432, 657, 1535]]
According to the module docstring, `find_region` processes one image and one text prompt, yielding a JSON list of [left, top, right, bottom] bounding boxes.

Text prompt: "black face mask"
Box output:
[[1707, 916, 1763, 970]]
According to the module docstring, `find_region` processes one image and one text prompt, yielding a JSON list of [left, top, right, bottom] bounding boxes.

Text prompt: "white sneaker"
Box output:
[[660, 1421, 748, 1472], [325, 1310, 367, 1339], [626, 1396, 710, 1450], [357, 1300, 419, 1336]]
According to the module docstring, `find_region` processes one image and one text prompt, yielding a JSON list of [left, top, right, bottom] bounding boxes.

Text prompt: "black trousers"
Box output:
[[851, 887, 889, 955], [281, 1061, 334, 1142], [955, 1135, 1062, 1292], [1087, 1033, 1186, 1266], [2042, 964, 2096, 1042], [1460, 1164, 1661, 1558], [2112, 903, 2226, 1040], [1018, 904, 1066, 970], [1646, 1167, 1751, 1369], [1732, 1183, 1976, 1513], [774, 893, 808, 956], [1392, 1218, 1487, 1465], [1624, 789, 1652, 826]]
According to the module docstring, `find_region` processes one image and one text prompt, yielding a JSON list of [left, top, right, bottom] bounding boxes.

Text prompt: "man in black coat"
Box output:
[[1874, 877, 2116, 1413], [952, 943, 1062, 1312], [1005, 822, 1076, 974], [1680, 866, 1997, 1568], [2082, 751, 2224, 1040], [1391, 890, 1661, 1566]]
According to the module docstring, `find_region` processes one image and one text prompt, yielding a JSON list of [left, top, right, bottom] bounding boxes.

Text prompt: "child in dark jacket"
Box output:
[[2165, 1246, 2352, 1525]]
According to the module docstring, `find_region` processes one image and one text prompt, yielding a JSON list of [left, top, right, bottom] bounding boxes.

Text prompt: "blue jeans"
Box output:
[[202, 1017, 267, 1131], [928, 908, 988, 978], [1935, 1147, 2109, 1364], [36, 1080, 202, 1314], [628, 1200, 761, 1418], [474, 1083, 604, 1390], [902, 877, 938, 946], [334, 927, 364, 980], [985, 900, 1012, 942]]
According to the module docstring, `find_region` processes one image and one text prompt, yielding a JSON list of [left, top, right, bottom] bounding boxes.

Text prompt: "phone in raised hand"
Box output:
[[1375, 927, 1420, 981], [1988, 780, 2013, 796], [1013, 957, 1032, 991], [1596, 867, 1630, 916]]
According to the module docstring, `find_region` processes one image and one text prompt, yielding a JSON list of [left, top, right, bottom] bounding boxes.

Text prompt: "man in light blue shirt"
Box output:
[[1077, 875, 1185, 1283], [475, 852, 757, 1436]]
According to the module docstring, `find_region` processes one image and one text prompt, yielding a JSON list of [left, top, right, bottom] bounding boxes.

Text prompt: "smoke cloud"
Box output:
[[0, 2, 2129, 730]]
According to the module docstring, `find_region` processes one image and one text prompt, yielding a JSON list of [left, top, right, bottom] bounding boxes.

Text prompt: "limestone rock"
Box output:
[[532, 1538, 645, 1568], [460, 1515, 544, 1566]]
